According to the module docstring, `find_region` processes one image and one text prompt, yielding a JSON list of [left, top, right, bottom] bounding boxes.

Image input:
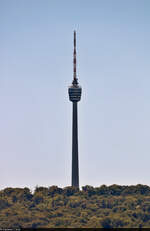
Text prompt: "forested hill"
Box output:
[[1, 184, 150, 228]]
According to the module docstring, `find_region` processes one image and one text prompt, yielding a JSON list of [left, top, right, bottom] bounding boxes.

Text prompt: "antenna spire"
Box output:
[[73, 30, 78, 85]]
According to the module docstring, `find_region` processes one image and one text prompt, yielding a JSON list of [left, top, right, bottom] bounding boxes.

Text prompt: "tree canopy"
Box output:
[[1, 184, 150, 228]]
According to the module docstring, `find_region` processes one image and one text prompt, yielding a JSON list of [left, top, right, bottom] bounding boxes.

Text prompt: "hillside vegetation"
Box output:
[[1, 184, 150, 228]]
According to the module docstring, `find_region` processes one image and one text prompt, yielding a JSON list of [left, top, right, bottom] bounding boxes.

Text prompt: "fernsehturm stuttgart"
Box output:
[[68, 31, 82, 188]]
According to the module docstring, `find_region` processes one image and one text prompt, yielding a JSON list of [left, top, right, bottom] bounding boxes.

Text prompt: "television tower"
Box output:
[[68, 31, 82, 188]]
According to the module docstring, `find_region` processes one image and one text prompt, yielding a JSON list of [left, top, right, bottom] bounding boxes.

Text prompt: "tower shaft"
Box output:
[[72, 102, 79, 187]]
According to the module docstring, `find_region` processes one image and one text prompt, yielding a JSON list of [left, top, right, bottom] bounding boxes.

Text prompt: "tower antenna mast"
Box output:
[[73, 30, 78, 85]]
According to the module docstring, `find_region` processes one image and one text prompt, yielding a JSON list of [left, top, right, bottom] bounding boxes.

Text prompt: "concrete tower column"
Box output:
[[72, 101, 79, 187]]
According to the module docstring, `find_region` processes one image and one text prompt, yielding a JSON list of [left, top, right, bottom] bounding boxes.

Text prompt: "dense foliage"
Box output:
[[1, 184, 150, 228]]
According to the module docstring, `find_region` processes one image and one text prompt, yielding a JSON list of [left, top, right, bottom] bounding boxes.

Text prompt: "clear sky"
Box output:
[[1, 0, 150, 190]]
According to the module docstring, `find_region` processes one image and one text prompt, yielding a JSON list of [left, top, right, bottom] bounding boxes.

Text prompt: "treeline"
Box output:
[[1, 184, 150, 228], [2, 184, 150, 198]]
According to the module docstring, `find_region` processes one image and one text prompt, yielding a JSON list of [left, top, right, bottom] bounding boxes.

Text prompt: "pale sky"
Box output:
[[1, 0, 150, 190]]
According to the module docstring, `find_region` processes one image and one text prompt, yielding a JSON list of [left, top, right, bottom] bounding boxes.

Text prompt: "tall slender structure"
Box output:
[[68, 31, 82, 188]]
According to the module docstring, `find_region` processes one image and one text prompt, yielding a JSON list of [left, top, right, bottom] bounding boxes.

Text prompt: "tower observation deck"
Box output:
[[68, 31, 82, 188]]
